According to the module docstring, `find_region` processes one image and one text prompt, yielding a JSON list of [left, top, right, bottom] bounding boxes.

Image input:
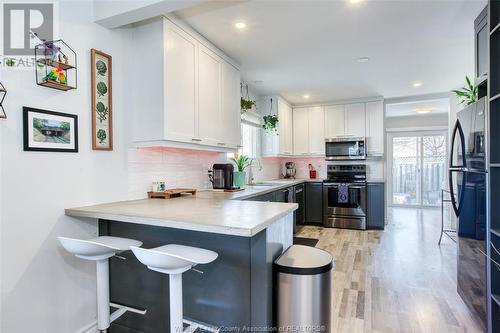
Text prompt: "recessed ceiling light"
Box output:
[[235, 22, 246, 29], [414, 108, 432, 114], [356, 57, 370, 63], [413, 81, 422, 87], [303, 94, 310, 99], [350, 0, 363, 3]]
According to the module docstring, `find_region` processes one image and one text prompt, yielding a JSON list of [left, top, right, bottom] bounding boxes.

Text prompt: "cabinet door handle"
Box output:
[[217, 143, 226, 146], [191, 138, 202, 142]]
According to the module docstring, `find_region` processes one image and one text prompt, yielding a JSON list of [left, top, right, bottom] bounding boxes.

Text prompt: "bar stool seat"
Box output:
[[130, 244, 218, 333], [58, 236, 145, 332], [131, 244, 218, 274], [59, 236, 142, 260]]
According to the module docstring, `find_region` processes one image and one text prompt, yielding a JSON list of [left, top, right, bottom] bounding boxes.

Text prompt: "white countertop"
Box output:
[[65, 177, 384, 236], [65, 179, 316, 237]]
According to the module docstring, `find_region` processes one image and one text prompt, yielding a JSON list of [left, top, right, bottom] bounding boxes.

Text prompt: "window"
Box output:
[[228, 109, 262, 159], [241, 123, 259, 158]]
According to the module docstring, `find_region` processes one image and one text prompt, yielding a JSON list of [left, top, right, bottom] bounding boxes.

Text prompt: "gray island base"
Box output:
[[100, 214, 292, 332], [66, 195, 296, 333]]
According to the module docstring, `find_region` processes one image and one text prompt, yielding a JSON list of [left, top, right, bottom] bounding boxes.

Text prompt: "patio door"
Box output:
[[388, 131, 447, 207]]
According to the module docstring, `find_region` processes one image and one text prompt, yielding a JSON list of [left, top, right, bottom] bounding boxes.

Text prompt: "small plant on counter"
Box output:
[[231, 154, 252, 172], [231, 154, 253, 188], [263, 114, 279, 132], [452, 76, 478, 106], [241, 97, 256, 114]]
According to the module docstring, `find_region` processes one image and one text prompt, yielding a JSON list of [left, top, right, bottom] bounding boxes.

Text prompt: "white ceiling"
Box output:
[[385, 98, 449, 117], [175, 0, 486, 105]]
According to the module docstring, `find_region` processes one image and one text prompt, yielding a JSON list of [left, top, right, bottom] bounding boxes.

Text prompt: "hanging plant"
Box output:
[[263, 115, 279, 132], [452, 76, 478, 106], [240, 83, 256, 114], [263, 97, 278, 132], [241, 97, 256, 114]]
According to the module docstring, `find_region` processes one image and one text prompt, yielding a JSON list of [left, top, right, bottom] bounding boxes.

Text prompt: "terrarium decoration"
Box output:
[[0, 82, 6, 119], [240, 83, 256, 114], [263, 98, 278, 132], [33, 34, 77, 91]]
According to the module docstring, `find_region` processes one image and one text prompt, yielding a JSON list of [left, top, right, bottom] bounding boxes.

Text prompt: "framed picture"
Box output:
[[23, 106, 78, 152], [91, 49, 113, 150]]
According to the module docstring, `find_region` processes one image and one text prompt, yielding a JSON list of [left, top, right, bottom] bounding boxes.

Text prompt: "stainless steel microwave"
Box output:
[[325, 137, 366, 161]]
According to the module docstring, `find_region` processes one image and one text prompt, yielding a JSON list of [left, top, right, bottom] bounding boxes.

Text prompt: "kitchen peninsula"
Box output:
[[65, 184, 298, 332]]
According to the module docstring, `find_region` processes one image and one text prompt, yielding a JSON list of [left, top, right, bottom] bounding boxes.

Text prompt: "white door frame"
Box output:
[[387, 129, 448, 208]]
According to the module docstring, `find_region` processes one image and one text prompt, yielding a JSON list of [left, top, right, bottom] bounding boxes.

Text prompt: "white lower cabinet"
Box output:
[[132, 17, 241, 151]]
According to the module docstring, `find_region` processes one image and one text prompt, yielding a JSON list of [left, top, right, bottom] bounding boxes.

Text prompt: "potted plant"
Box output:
[[230, 154, 252, 188], [241, 97, 256, 114], [452, 76, 478, 106], [263, 114, 279, 132]]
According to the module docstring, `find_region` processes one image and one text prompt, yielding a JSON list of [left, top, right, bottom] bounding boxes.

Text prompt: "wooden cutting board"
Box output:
[[148, 188, 197, 199]]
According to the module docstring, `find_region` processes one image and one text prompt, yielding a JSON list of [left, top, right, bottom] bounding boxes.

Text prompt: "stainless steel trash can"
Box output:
[[275, 244, 333, 332]]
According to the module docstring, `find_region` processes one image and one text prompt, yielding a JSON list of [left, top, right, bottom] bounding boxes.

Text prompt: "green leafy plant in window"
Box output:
[[452, 76, 478, 106], [263, 114, 279, 132]]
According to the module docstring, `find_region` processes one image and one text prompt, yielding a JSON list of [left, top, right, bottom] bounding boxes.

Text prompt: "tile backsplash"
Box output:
[[128, 148, 385, 199], [279, 157, 385, 181], [128, 148, 282, 199]]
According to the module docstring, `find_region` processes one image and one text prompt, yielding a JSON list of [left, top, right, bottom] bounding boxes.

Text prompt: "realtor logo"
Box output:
[[3, 3, 54, 55]]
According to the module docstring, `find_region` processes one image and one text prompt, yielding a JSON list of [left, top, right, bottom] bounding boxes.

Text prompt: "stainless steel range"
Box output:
[[323, 165, 367, 230]]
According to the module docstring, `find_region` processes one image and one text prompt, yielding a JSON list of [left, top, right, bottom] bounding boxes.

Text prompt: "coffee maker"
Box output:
[[283, 162, 296, 179], [210, 164, 234, 189]]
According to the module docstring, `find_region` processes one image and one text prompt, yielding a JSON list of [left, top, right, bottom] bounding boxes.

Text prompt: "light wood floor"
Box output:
[[295, 207, 484, 333]]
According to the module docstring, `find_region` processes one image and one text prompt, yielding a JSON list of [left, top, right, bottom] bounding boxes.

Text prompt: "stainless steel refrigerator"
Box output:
[[449, 96, 487, 331]]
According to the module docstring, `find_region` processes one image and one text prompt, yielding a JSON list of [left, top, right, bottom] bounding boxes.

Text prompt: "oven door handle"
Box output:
[[323, 183, 366, 189], [347, 186, 366, 190]]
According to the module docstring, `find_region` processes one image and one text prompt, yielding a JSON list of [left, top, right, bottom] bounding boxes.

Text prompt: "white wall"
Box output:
[[0, 1, 132, 332]]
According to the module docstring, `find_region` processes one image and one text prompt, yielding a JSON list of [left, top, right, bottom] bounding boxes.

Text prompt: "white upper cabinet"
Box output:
[[293, 107, 309, 155], [131, 18, 241, 151], [308, 106, 325, 155], [221, 62, 242, 148], [198, 45, 222, 146], [324, 104, 345, 137], [365, 100, 384, 156], [292, 106, 324, 156], [279, 99, 293, 155], [163, 20, 198, 142], [261, 96, 293, 156], [345, 103, 366, 137]]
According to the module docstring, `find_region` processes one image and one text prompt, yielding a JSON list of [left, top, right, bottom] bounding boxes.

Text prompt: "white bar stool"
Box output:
[[130, 244, 218, 333], [58, 236, 146, 332]]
